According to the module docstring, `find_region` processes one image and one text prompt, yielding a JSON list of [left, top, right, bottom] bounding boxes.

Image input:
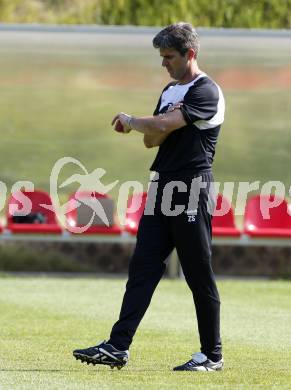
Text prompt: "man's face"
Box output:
[[159, 48, 189, 81]]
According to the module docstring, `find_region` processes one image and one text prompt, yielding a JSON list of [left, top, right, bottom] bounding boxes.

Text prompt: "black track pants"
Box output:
[[108, 172, 222, 361]]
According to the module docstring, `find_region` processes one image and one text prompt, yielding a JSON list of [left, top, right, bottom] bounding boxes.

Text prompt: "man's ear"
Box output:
[[188, 48, 196, 60]]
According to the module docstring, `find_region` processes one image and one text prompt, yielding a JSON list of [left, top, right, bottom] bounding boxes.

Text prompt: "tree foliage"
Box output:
[[0, 0, 290, 28], [99, 0, 291, 28]]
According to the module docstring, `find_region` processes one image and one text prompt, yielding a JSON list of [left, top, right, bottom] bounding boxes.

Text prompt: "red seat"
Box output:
[[243, 195, 291, 237], [125, 192, 147, 235], [212, 194, 241, 237], [65, 191, 122, 235], [7, 190, 62, 234]]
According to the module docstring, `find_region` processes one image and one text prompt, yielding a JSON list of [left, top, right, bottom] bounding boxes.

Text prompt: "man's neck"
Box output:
[[178, 63, 203, 85]]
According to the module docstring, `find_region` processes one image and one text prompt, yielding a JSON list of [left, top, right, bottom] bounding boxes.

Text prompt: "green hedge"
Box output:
[[0, 245, 93, 272], [99, 0, 291, 29], [0, 0, 290, 28]]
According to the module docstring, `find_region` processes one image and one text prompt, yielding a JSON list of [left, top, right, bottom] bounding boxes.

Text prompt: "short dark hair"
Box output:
[[153, 22, 200, 57]]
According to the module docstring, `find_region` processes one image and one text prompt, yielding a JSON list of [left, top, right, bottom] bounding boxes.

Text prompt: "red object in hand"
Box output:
[[115, 120, 124, 133]]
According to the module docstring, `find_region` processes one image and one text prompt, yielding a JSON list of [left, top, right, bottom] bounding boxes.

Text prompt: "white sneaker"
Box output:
[[173, 352, 223, 371]]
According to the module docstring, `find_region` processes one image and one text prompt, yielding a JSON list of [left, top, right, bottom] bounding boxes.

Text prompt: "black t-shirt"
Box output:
[[150, 74, 225, 174]]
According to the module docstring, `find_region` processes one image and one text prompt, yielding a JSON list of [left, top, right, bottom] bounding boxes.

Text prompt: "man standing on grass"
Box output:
[[73, 22, 225, 372]]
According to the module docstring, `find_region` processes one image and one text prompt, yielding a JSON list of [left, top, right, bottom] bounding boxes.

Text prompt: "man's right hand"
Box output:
[[167, 102, 183, 112]]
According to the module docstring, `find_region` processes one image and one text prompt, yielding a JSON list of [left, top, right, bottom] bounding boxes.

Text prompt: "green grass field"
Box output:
[[0, 29, 290, 203], [0, 277, 290, 389]]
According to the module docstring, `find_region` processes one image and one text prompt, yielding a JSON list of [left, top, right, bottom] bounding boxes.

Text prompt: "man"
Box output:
[[73, 22, 225, 372]]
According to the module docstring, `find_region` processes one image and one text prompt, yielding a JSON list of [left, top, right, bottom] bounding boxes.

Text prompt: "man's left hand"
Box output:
[[112, 112, 133, 133]]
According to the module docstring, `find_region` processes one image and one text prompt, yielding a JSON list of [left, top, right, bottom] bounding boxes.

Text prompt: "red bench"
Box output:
[[243, 195, 291, 238], [7, 190, 62, 234]]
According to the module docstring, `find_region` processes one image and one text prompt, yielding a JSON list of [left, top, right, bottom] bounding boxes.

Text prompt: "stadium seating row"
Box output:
[[125, 193, 291, 238], [0, 190, 291, 238]]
